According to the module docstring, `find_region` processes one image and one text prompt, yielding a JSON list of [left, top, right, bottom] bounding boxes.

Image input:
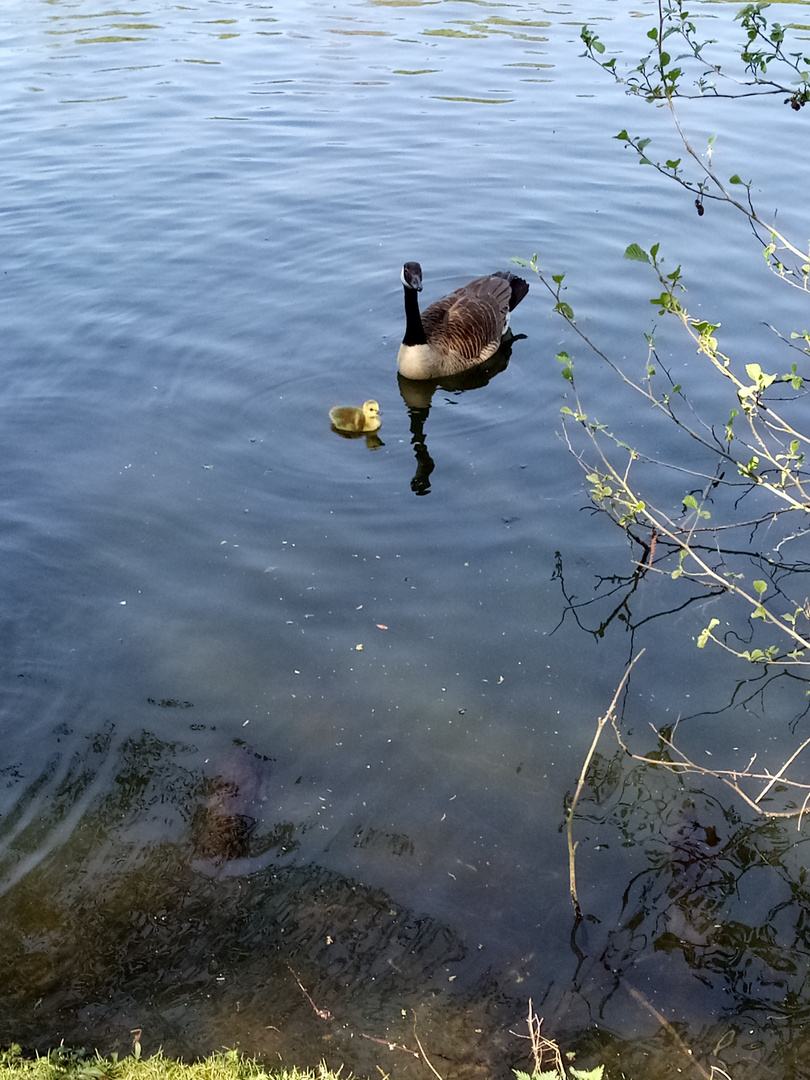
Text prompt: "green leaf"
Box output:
[[729, 174, 743, 184], [571, 1068, 605, 1080], [692, 320, 720, 337], [697, 618, 720, 648], [625, 243, 650, 263], [556, 351, 574, 384], [742, 649, 767, 663], [753, 579, 767, 595], [683, 494, 698, 509]]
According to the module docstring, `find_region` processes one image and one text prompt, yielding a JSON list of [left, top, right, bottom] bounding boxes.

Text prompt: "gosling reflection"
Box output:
[[330, 427, 385, 450], [397, 333, 525, 495]]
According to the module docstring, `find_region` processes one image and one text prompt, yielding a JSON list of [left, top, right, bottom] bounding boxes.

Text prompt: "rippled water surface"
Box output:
[[2, 1, 810, 1076]]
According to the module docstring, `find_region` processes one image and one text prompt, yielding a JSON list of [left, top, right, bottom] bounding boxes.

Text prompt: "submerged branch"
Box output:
[[567, 651, 645, 918]]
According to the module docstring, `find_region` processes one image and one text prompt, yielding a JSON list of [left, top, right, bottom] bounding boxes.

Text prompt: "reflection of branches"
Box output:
[[567, 748, 810, 1074], [552, 547, 724, 653], [575, 665, 810, 824], [550, 548, 648, 641], [611, 718, 810, 823], [674, 666, 810, 737]]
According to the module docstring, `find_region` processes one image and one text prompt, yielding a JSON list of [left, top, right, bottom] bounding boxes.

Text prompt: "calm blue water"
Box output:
[[2, 1, 810, 1076]]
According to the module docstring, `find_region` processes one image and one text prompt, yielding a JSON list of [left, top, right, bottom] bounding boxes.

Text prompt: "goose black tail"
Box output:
[[493, 270, 530, 310], [507, 274, 529, 310]]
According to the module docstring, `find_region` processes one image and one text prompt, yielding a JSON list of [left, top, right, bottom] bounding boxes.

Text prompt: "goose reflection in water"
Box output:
[[397, 331, 526, 495]]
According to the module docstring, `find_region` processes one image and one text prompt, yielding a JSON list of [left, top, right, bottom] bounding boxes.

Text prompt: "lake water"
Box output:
[[2, 1, 810, 1077]]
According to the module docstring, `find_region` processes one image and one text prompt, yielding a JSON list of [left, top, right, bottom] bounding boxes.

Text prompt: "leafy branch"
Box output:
[[582, 1, 810, 107], [582, 1, 810, 289], [513, 250, 810, 669]]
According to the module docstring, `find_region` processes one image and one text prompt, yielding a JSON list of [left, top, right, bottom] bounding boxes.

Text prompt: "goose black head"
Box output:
[[401, 262, 423, 292]]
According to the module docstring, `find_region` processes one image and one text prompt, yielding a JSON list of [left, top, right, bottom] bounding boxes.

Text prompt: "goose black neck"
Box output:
[[402, 286, 427, 346]]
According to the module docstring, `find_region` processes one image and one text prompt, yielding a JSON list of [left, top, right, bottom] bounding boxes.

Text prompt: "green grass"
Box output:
[[0, 1047, 349, 1080]]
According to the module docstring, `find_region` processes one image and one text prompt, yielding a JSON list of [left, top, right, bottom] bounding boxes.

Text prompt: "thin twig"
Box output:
[[567, 650, 646, 915], [608, 720, 810, 820], [287, 965, 333, 1021], [361, 1034, 419, 1060], [755, 737, 810, 803], [625, 983, 713, 1080], [412, 1012, 443, 1080]]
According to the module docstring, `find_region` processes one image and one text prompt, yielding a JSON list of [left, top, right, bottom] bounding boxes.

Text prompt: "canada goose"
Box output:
[[397, 262, 529, 380], [329, 400, 381, 433]]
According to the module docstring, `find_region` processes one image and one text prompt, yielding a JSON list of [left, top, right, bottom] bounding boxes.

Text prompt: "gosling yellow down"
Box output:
[[329, 400, 381, 433]]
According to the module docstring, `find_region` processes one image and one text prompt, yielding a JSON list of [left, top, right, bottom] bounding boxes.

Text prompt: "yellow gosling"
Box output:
[[329, 399, 381, 433]]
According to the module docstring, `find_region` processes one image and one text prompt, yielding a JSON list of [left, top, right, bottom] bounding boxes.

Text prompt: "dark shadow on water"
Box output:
[[0, 731, 529, 1079], [397, 333, 525, 496], [4, 725, 810, 1079]]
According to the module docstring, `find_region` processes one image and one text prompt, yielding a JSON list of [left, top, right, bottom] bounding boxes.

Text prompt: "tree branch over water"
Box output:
[[527, 0, 810, 838], [582, 0, 810, 289]]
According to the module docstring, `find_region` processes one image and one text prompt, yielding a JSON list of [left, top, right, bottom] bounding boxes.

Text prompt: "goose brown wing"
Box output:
[[421, 274, 513, 363]]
